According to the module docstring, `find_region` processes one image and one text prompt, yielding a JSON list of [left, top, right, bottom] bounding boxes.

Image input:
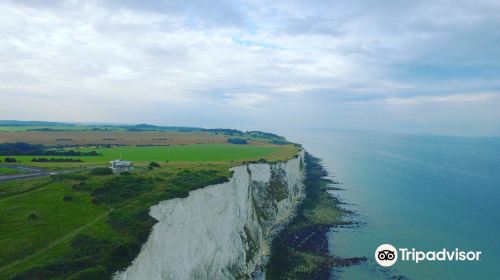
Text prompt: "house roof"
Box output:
[[110, 159, 132, 166]]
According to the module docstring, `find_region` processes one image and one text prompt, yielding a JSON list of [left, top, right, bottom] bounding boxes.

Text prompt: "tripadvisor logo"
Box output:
[[375, 244, 398, 267], [375, 244, 482, 267]]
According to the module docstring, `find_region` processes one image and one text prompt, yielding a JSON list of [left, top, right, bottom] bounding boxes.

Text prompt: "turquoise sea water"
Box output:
[[282, 129, 500, 279]]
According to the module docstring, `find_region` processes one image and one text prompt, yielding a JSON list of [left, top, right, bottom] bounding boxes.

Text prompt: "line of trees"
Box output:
[[0, 142, 100, 156], [4, 157, 17, 163], [31, 158, 83, 162], [227, 138, 248, 144]]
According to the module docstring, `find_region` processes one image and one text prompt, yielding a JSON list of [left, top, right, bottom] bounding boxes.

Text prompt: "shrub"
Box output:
[[0, 142, 101, 156], [72, 182, 88, 191], [4, 157, 17, 163], [92, 176, 153, 205], [31, 158, 83, 162], [70, 234, 107, 256], [107, 207, 156, 241], [271, 139, 290, 145], [54, 173, 88, 181], [149, 162, 161, 168], [66, 266, 107, 280], [28, 212, 39, 220], [0, 142, 44, 155], [171, 170, 229, 191], [227, 138, 248, 144]]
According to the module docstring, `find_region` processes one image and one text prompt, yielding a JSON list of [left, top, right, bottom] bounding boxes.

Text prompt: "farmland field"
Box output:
[[0, 144, 296, 169], [0, 131, 228, 146], [0, 125, 126, 132], [77, 144, 284, 162]]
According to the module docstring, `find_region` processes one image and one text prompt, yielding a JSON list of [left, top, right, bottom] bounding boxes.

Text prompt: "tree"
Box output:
[[4, 157, 17, 163], [149, 162, 161, 168], [90, 167, 113, 175], [227, 138, 248, 144]]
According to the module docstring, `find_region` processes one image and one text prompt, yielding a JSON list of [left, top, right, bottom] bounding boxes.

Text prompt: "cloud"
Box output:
[[382, 93, 500, 105], [0, 0, 499, 135], [223, 92, 271, 108]]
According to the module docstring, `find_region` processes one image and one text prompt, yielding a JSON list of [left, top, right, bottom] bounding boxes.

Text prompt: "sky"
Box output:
[[1, 0, 499, 136]]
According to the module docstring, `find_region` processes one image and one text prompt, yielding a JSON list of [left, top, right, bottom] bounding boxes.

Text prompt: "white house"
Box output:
[[109, 159, 133, 173]]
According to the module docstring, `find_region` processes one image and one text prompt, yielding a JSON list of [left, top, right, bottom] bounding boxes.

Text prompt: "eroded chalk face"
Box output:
[[113, 152, 306, 280]]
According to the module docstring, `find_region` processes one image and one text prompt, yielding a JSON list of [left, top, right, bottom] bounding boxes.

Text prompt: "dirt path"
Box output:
[[0, 168, 84, 183]]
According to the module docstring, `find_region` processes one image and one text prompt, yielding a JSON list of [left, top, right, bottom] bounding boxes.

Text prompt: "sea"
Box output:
[[280, 129, 500, 279]]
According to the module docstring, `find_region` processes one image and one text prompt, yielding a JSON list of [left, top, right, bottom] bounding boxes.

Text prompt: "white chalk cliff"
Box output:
[[113, 150, 305, 280]]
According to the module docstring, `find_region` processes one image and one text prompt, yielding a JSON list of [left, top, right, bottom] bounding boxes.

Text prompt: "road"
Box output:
[[0, 165, 74, 182], [0, 165, 41, 172], [0, 171, 67, 182]]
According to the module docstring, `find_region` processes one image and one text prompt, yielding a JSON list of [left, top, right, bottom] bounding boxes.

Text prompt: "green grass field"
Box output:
[[77, 144, 282, 162], [0, 144, 292, 169], [0, 180, 108, 268]]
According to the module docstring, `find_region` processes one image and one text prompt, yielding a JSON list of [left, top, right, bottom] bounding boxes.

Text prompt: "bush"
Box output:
[[28, 212, 39, 220], [227, 138, 248, 144], [4, 157, 17, 163], [70, 234, 107, 256], [171, 170, 229, 191], [54, 173, 88, 181], [92, 176, 153, 205], [31, 158, 83, 162], [0, 142, 101, 156], [271, 139, 290, 145], [0, 142, 43, 155], [89, 167, 113, 176], [72, 182, 88, 191], [149, 162, 161, 168], [107, 207, 156, 241], [66, 266, 107, 280]]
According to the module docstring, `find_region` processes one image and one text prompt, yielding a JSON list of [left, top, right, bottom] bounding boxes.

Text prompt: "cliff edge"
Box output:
[[113, 150, 305, 280]]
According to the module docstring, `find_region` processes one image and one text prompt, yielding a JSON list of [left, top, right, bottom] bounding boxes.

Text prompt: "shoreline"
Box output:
[[112, 151, 306, 279], [265, 152, 365, 279]]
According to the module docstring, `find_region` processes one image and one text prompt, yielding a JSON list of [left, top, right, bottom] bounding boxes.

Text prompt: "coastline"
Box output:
[[113, 151, 306, 279], [265, 152, 365, 279]]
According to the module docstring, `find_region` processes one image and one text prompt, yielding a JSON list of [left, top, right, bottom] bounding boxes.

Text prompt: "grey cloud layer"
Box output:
[[1, 0, 499, 135]]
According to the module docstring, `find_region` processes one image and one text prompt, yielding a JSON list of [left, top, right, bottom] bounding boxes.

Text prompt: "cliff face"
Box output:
[[113, 150, 305, 280]]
